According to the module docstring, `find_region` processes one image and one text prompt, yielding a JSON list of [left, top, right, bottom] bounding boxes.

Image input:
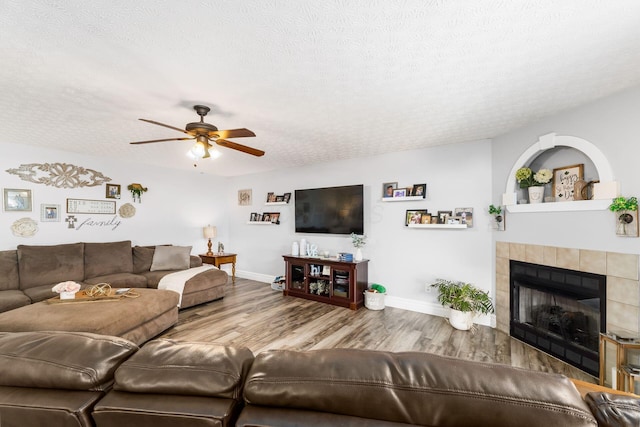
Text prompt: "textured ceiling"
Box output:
[[1, 1, 640, 177]]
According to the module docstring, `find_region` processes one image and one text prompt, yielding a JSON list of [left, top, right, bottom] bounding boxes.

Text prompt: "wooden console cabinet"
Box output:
[[282, 255, 369, 310]]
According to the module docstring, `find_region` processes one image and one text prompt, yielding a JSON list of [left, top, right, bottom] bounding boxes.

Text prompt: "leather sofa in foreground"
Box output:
[[0, 331, 638, 427]]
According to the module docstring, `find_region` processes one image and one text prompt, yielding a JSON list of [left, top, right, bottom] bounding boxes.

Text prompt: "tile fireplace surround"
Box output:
[[495, 242, 640, 381]]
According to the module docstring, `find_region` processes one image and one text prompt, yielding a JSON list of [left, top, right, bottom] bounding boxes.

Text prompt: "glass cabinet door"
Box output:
[[289, 263, 305, 292], [332, 269, 350, 299]]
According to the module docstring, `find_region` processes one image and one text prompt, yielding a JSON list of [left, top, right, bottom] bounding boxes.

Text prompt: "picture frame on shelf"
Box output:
[[262, 213, 272, 222], [406, 209, 427, 225], [420, 213, 432, 224], [40, 203, 61, 222], [394, 188, 407, 198], [553, 163, 584, 201], [454, 207, 473, 227], [437, 210, 452, 224], [275, 195, 284, 202], [383, 182, 397, 198], [250, 212, 259, 222], [105, 183, 121, 199], [270, 212, 281, 224], [283, 192, 291, 203], [411, 183, 426, 198], [266, 192, 276, 203], [3, 188, 32, 212]]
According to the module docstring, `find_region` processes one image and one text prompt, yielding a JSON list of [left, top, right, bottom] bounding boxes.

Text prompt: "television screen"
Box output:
[[295, 185, 364, 235]]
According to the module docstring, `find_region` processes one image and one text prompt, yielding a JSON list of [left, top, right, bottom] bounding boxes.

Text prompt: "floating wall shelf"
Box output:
[[507, 199, 610, 213], [381, 196, 426, 202], [407, 224, 467, 229]]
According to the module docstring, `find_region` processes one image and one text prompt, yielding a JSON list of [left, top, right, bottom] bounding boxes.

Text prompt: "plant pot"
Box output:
[[449, 308, 474, 330], [364, 290, 385, 310], [60, 291, 76, 300], [528, 186, 545, 204]]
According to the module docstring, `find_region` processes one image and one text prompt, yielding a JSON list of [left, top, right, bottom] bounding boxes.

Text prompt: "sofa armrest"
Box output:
[[585, 392, 640, 427]]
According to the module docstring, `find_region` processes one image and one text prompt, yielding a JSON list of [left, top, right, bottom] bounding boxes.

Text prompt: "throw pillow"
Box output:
[[150, 245, 192, 271]]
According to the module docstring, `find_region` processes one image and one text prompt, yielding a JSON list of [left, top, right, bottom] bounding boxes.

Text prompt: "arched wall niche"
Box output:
[[504, 133, 615, 213]]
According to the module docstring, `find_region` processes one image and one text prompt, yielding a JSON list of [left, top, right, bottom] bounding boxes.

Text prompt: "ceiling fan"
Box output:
[[130, 105, 264, 159]]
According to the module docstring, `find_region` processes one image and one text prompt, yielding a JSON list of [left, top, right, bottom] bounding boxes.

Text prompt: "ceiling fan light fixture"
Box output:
[[208, 147, 222, 159]]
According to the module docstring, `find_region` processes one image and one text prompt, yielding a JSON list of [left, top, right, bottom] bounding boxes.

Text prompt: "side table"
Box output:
[[199, 253, 237, 284]]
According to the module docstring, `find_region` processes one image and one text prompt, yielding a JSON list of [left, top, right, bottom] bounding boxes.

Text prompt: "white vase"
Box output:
[[355, 248, 363, 261], [528, 186, 545, 204], [449, 308, 474, 331]]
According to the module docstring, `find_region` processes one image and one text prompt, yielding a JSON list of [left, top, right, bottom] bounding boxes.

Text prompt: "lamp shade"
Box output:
[[203, 225, 217, 239]]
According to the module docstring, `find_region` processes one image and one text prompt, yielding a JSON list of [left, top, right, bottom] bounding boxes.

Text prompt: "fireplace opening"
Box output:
[[510, 260, 606, 377]]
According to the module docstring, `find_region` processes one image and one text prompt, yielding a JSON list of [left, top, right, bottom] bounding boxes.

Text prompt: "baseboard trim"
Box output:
[[235, 272, 496, 327]]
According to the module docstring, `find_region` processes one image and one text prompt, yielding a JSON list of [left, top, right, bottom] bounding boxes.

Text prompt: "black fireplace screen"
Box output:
[[510, 261, 606, 377]]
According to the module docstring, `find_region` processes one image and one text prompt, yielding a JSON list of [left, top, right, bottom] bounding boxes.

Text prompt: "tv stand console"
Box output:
[[282, 255, 369, 310]]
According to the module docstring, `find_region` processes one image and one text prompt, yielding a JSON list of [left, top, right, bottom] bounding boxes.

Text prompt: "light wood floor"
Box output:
[[160, 278, 595, 383]]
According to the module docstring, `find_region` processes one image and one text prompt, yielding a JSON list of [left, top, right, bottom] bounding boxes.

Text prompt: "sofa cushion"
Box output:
[[0, 290, 31, 313], [150, 246, 192, 271], [22, 284, 61, 303], [0, 331, 138, 391], [243, 349, 597, 427], [133, 246, 155, 273], [84, 241, 134, 279], [114, 339, 254, 399], [17, 243, 84, 290], [84, 273, 147, 288], [0, 250, 19, 291]]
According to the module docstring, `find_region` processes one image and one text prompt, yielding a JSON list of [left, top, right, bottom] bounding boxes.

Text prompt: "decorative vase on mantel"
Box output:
[[528, 186, 545, 204], [355, 248, 363, 261]]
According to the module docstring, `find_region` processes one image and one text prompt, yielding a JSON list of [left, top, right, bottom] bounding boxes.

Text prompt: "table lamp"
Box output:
[[203, 225, 217, 256]]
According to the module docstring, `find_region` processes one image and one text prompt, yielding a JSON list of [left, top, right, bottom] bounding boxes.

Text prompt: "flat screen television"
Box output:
[[295, 184, 364, 235]]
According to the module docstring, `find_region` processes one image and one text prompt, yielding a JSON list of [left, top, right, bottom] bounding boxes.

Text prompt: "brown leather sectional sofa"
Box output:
[[0, 331, 638, 427], [0, 240, 228, 313]]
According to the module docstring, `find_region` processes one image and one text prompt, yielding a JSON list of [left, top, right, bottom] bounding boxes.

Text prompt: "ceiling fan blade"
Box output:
[[139, 118, 190, 135], [216, 139, 265, 157], [208, 128, 256, 139], [130, 137, 194, 145]]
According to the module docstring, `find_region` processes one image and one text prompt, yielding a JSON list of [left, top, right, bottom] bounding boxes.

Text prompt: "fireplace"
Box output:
[[510, 260, 606, 377]]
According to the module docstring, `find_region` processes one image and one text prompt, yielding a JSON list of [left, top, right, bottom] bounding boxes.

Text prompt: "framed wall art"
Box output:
[[553, 164, 584, 201], [406, 209, 427, 225], [454, 207, 473, 227], [3, 188, 32, 212], [41, 204, 61, 222], [106, 183, 121, 199], [383, 182, 397, 198], [238, 189, 252, 206], [66, 198, 116, 214]]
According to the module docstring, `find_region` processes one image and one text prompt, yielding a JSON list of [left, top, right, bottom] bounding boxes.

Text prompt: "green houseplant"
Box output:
[[609, 196, 638, 236], [430, 279, 494, 330], [488, 204, 504, 230]]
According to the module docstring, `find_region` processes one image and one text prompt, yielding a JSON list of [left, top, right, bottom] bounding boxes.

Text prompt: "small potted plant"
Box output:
[[128, 183, 148, 203], [488, 204, 504, 231], [609, 196, 638, 237], [364, 283, 387, 310], [350, 232, 366, 261], [515, 167, 552, 203], [52, 281, 82, 300], [430, 279, 494, 331]]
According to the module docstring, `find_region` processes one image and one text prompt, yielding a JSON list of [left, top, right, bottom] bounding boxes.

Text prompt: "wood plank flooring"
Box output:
[[160, 278, 596, 383]]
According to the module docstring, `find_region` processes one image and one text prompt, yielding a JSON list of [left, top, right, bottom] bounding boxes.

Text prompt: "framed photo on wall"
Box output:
[[405, 209, 427, 225], [553, 164, 584, 201], [3, 188, 32, 212], [238, 189, 252, 206], [40, 204, 61, 222], [394, 188, 406, 198], [411, 183, 426, 198], [106, 183, 121, 199], [454, 207, 473, 227]]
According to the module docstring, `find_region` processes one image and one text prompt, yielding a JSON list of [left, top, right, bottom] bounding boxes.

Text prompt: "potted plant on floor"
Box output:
[[430, 279, 494, 331]]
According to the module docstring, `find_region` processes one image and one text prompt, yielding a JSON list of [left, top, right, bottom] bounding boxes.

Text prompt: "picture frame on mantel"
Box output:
[[553, 163, 584, 201]]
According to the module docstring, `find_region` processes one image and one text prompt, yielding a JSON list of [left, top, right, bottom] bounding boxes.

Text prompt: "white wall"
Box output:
[[227, 140, 494, 321], [0, 142, 229, 253], [491, 85, 640, 255]]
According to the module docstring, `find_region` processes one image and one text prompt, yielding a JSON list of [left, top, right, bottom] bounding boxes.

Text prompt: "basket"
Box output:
[[364, 290, 386, 310]]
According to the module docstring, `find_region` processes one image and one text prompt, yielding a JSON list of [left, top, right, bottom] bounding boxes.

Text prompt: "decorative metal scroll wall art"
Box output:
[[5, 163, 111, 188]]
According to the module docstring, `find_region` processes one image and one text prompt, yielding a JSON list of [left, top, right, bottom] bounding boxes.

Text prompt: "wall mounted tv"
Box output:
[[295, 184, 364, 235]]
